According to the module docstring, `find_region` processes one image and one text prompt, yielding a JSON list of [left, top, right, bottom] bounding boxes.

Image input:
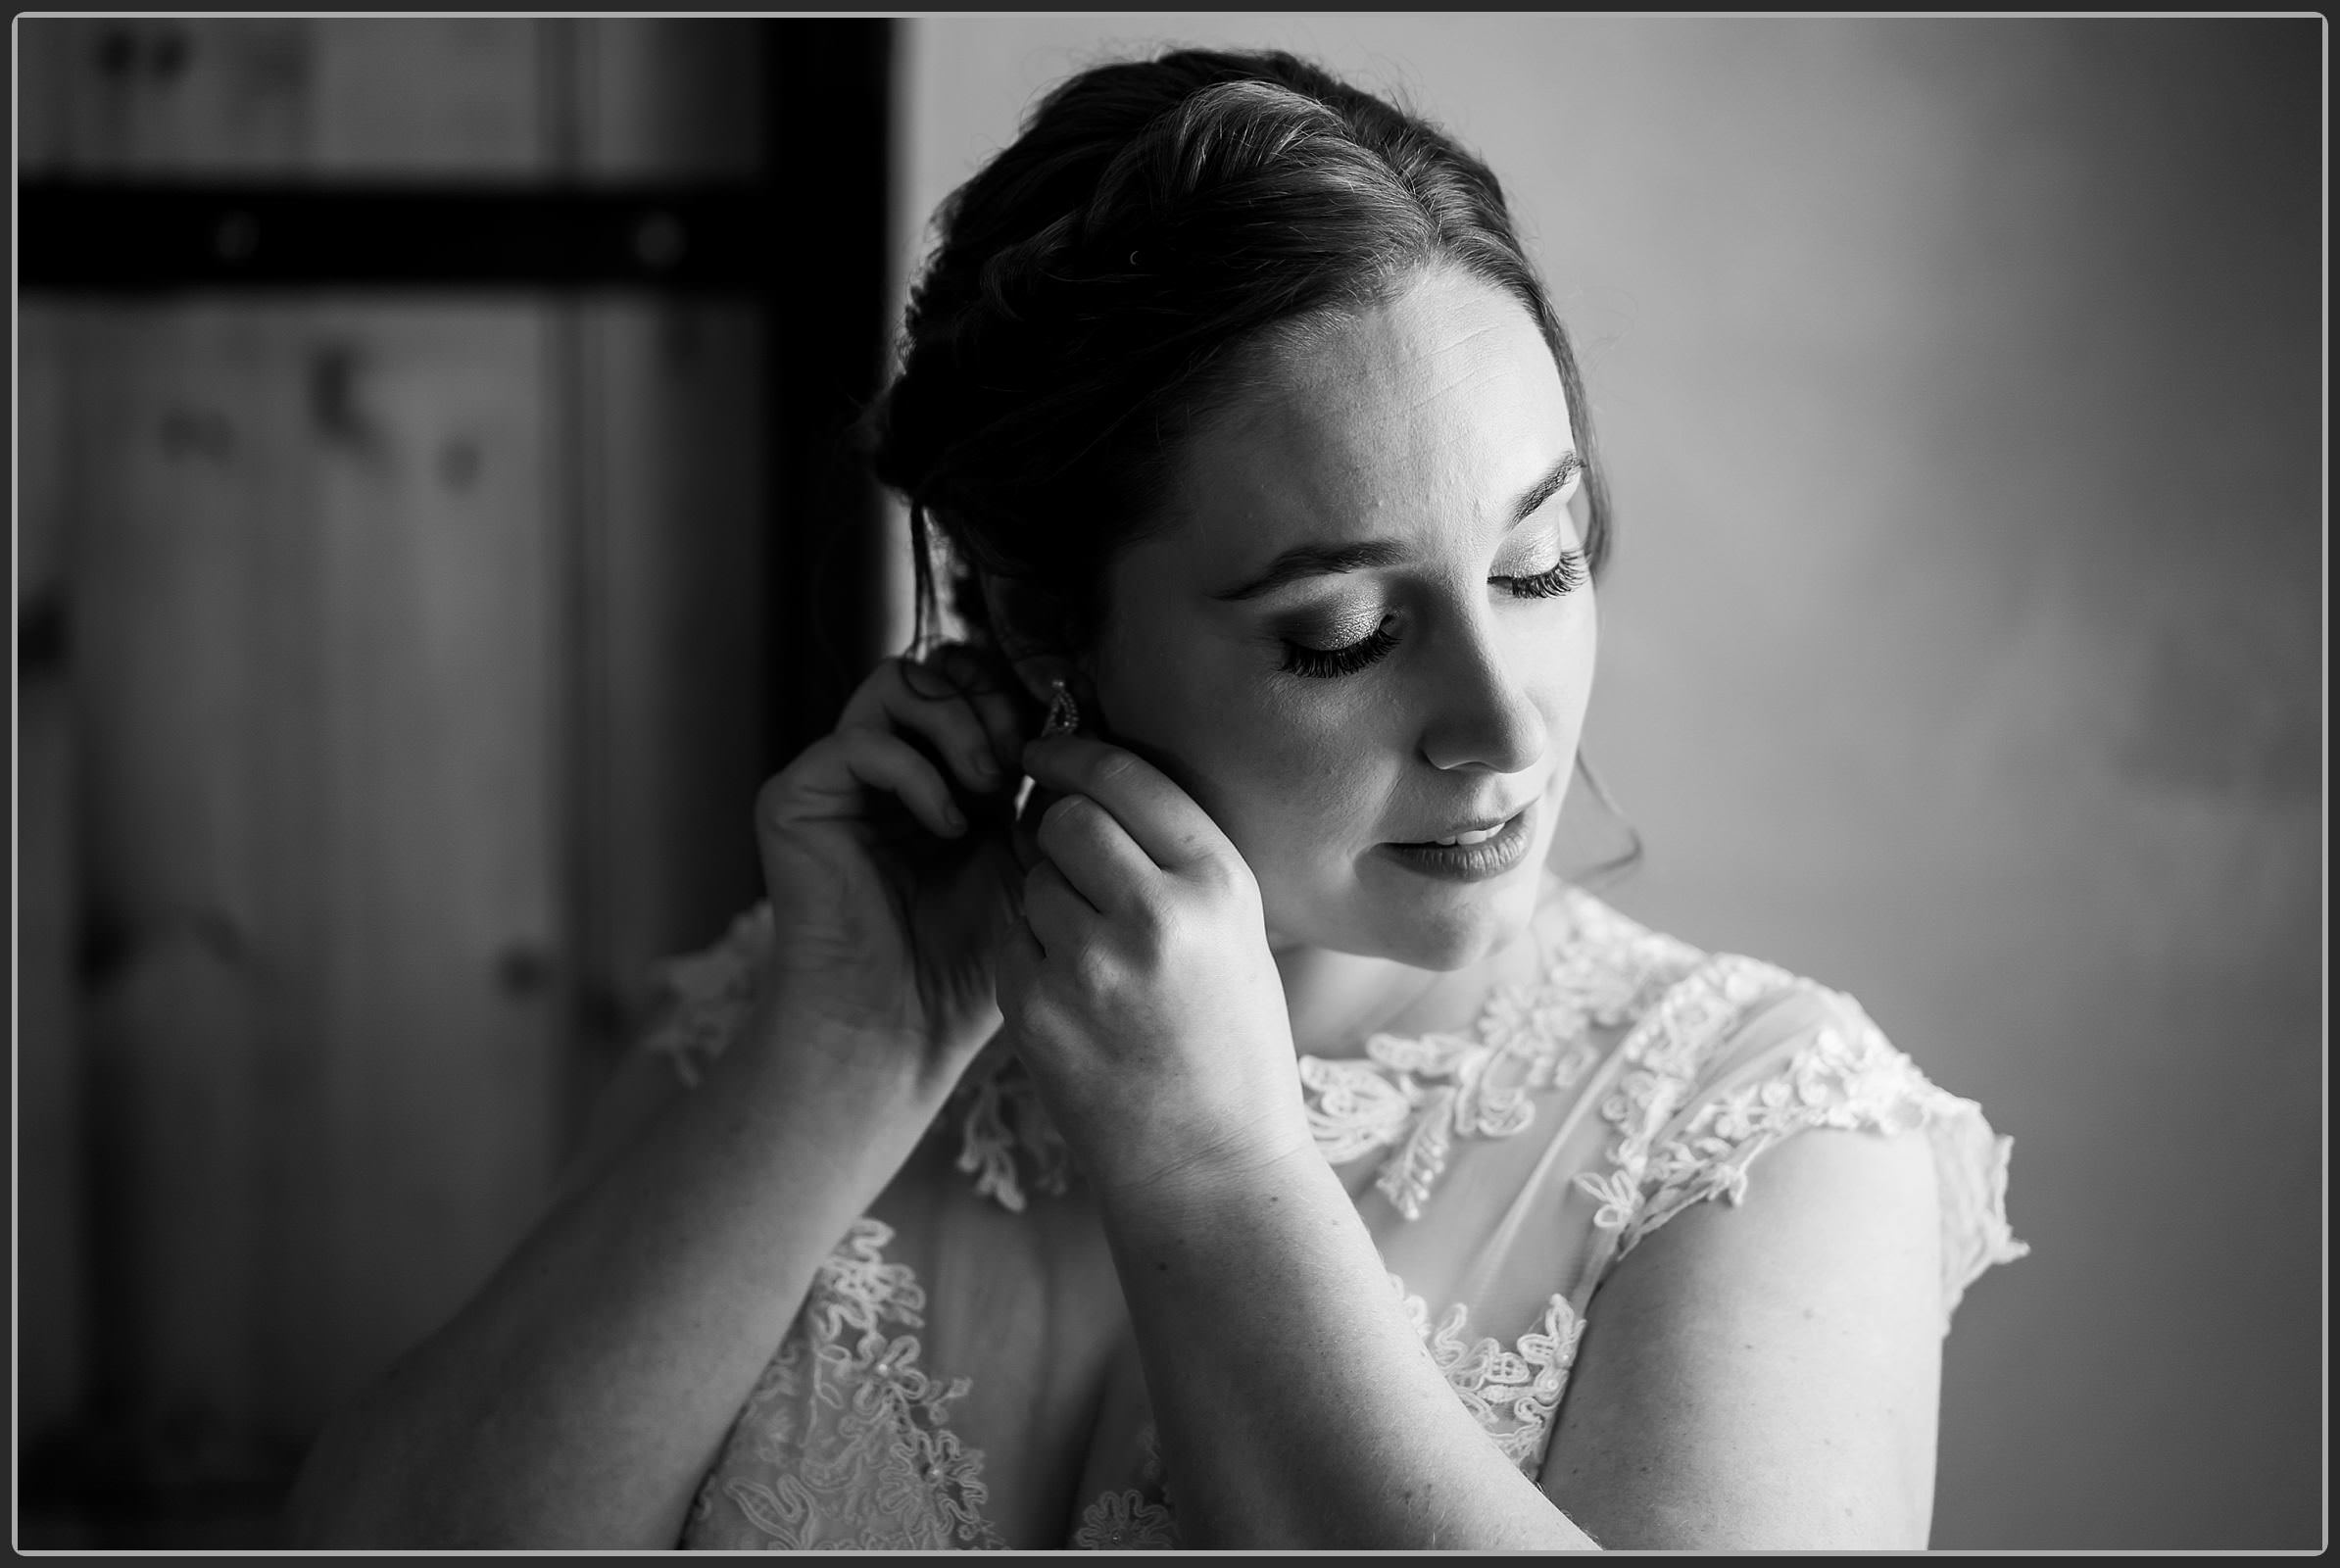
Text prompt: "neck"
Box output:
[[1267, 870, 1566, 1059], [1269, 943, 1441, 1061]]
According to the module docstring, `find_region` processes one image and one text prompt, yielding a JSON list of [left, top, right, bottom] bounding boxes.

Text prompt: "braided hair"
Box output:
[[862, 47, 1612, 662]]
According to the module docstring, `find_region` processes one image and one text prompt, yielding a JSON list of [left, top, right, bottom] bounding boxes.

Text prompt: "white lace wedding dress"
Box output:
[[639, 880, 2026, 1549]]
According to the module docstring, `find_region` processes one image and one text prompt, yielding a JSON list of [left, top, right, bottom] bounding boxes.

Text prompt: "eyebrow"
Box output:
[[1210, 450, 1583, 602]]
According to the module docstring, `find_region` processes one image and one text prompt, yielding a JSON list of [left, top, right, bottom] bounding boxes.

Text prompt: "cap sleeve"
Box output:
[[1576, 956, 2027, 1330]]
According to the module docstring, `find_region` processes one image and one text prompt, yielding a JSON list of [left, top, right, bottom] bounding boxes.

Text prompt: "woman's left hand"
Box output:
[[999, 733, 1315, 1202]]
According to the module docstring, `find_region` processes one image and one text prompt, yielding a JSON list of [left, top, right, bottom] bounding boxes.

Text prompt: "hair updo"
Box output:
[[863, 46, 1613, 662]]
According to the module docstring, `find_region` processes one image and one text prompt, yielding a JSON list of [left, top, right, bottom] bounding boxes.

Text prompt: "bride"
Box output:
[[286, 46, 2024, 1550]]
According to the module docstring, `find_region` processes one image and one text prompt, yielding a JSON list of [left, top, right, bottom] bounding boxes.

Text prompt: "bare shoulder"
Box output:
[[1538, 1123, 1944, 1550]]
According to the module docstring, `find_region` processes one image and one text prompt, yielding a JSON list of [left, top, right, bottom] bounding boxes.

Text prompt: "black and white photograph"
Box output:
[[13, 14, 2323, 1552]]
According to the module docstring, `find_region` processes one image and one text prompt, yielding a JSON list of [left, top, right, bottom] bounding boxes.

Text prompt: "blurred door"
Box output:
[[17, 18, 885, 1543]]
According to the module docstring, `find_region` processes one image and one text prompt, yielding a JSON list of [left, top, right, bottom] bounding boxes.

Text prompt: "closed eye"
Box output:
[[1281, 616, 1398, 679], [1281, 545, 1588, 678], [1492, 547, 1587, 600], [1278, 454, 1588, 678]]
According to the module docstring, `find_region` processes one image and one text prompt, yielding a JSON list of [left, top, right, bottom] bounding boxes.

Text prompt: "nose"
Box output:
[[1416, 614, 1547, 776]]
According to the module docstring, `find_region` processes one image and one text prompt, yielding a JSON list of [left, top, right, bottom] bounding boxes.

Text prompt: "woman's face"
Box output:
[[1089, 265, 1597, 970]]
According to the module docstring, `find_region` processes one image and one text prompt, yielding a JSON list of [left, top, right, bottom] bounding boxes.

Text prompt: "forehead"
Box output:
[[1158, 267, 1575, 568]]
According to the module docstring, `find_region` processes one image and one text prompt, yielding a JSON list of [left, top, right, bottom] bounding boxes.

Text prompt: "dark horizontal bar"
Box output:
[[18, 180, 782, 293]]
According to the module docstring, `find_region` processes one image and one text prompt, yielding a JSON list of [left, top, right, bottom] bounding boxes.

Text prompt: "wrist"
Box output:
[[1090, 1128, 1329, 1233], [732, 985, 963, 1110], [1020, 1046, 1318, 1212]]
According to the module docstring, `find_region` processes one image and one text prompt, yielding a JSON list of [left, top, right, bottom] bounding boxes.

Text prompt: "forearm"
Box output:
[[285, 1002, 951, 1548], [1097, 1150, 1598, 1551]]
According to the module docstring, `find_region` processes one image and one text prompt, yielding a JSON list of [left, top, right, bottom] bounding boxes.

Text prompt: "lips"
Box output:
[[1393, 806, 1534, 848], [1378, 799, 1540, 883]]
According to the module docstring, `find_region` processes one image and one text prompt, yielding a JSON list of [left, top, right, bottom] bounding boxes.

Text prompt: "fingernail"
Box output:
[[967, 750, 999, 782], [942, 800, 966, 830]]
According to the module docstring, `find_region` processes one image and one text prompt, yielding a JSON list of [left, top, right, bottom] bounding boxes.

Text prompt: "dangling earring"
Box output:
[[1041, 678, 1082, 739]]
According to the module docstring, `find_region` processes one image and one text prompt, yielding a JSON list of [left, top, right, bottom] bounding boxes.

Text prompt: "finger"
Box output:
[[922, 643, 1033, 778], [1019, 858, 1097, 956], [1021, 735, 1235, 872], [768, 727, 966, 842], [993, 904, 1045, 1004], [838, 657, 1012, 797], [1008, 799, 1047, 874], [1034, 791, 1159, 916]]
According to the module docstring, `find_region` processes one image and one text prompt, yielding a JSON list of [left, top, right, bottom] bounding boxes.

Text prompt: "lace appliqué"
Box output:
[[1572, 952, 1800, 1200], [1064, 1281, 1584, 1547], [1392, 1275, 1589, 1473], [951, 1060, 1073, 1214], [1300, 888, 1703, 1219], [1571, 959, 2030, 1323], [642, 905, 774, 1089], [683, 1218, 1003, 1550], [647, 887, 1704, 1223], [1071, 1488, 1176, 1550], [1064, 1279, 1585, 1548], [642, 904, 1074, 1215], [1071, 1421, 1177, 1549]]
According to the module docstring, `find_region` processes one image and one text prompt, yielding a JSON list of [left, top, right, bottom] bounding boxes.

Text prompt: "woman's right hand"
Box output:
[[750, 646, 1033, 1084]]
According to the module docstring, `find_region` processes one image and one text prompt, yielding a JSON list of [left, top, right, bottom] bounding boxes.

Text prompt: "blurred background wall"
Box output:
[[891, 16, 2322, 1552], [15, 15, 2321, 1552]]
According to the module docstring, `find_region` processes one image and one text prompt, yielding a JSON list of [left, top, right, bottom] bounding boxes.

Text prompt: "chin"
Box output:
[[1377, 877, 1541, 970], [1254, 798, 1564, 968], [1273, 861, 1544, 971]]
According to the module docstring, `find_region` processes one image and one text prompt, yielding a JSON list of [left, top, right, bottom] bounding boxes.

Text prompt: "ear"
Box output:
[[979, 569, 1097, 713]]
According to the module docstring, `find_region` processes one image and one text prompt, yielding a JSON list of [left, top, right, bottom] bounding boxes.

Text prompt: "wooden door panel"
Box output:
[[16, 20, 311, 176], [288, 303, 566, 1420], [15, 18, 549, 177], [18, 307, 91, 1440], [572, 299, 768, 1101], [69, 306, 289, 1442], [574, 20, 762, 178], [18, 23, 890, 1531], [65, 301, 565, 1434], [308, 21, 548, 174]]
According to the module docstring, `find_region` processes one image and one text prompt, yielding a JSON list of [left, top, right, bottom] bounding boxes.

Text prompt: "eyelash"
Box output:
[[1283, 619, 1401, 679], [1493, 548, 1589, 601], [1279, 547, 1590, 679]]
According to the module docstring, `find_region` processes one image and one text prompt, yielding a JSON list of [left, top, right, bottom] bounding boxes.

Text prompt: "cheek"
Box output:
[[1198, 703, 1400, 901], [1095, 637, 1395, 856], [1091, 591, 1596, 874], [1233, 686, 1400, 833]]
